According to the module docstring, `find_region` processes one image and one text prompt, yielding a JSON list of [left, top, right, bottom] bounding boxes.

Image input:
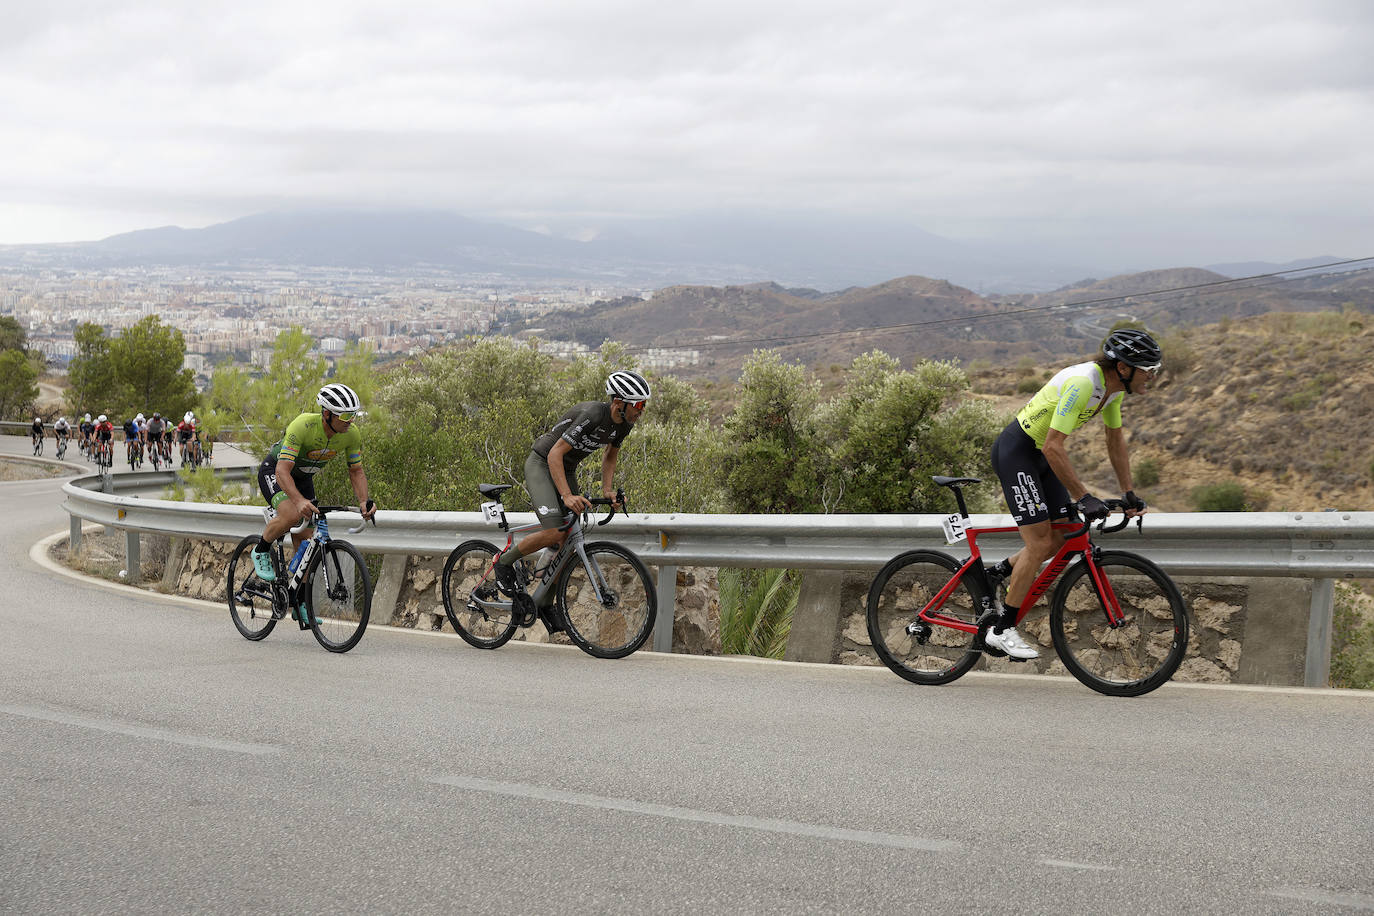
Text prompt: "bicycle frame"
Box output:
[[920, 521, 1127, 636], [468, 503, 616, 617]]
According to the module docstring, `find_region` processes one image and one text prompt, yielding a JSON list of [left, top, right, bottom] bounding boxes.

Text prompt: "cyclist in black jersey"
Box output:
[[491, 370, 650, 598]]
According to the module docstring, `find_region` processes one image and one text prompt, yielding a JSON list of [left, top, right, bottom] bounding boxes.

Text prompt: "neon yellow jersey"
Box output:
[[1015, 361, 1123, 448], [268, 412, 363, 475]]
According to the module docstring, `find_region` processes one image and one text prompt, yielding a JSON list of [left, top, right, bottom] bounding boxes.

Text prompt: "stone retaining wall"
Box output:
[[151, 538, 1314, 685]]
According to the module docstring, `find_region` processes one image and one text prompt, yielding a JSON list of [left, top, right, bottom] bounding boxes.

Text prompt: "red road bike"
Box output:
[[866, 475, 1189, 697]]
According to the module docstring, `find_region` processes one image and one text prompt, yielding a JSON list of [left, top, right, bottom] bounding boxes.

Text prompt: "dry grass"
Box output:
[[0, 458, 68, 481]]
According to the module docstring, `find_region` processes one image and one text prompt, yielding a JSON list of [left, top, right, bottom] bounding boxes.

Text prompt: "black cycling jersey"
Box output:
[[530, 401, 633, 478]]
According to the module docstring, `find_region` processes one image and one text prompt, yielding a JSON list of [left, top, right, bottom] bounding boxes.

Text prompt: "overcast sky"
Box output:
[[1, 0, 1370, 266]]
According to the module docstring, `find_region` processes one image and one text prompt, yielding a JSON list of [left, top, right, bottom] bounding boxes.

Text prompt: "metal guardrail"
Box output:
[[59, 470, 1374, 686]]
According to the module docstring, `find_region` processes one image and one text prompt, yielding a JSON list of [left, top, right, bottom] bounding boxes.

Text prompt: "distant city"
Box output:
[[0, 265, 704, 387]]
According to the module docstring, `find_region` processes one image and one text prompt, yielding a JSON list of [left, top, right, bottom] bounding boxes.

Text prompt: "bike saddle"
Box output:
[[479, 483, 514, 498]]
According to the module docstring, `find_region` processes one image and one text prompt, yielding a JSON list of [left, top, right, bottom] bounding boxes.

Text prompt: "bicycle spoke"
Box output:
[[866, 550, 983, 685], [306, 541, 371, 653], [1050, 551, 1188, 697], [442, 541, 518, 649], [557, 542, 655, 659]]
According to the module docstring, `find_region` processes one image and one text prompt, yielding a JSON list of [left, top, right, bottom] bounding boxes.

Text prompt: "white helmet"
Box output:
[[605, 370, 651, 402], [135, 413, 144, 421], [317, 383, 362, 415], [35, 417, 42, 423], [98, 414, 107, 422], [83, 413, 91, 422], [184, 411, 194, 422]]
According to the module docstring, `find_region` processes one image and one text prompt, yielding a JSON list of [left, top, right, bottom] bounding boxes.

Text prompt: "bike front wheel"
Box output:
[[227, 535, 279, 641], [1049, 550, 1188, 697], [555, 542, 656, 659], [866, 549, 984, 685], [441, 540, 518, 649], [303, 540, 372, 653]]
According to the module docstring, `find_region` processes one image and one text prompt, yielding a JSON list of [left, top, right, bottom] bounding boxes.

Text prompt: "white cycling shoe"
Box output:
[[984, 625, 1039, 660]]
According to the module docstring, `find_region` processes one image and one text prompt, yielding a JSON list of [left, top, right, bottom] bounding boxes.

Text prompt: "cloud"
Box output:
[[0, 0, 1370, 264]]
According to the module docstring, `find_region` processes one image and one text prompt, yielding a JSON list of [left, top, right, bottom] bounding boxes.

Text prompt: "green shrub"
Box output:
[[1134, 457, 1161, 489], [1015, 377, 1041, 394], [717, 567, 798, 658], [1331, 582, 1374, 689], [1191, 480, 1248, 511]]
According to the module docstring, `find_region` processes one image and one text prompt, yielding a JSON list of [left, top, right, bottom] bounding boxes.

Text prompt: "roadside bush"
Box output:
[[1190, 480, 1248, 511], [718, 567, 798, 658], [1331, 582, 1374, 689], [1134, 457, 1161, 489]]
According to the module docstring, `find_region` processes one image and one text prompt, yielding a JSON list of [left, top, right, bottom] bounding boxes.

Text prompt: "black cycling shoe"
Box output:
[[537, 605, 565, 635], [492, 561, 519, 597]]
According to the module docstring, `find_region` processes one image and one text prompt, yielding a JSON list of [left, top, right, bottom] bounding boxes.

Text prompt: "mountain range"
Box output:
[[0, 208, 1348, 293]]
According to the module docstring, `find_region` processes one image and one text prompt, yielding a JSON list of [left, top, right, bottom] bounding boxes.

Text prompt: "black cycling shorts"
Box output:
[[990, 420, 1072, 526], [258, 457, 315, 510]]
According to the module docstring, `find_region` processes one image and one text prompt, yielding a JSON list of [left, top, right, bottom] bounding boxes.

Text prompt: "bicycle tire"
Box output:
[[1049, 550, 1188, 697], [228, 534, 279, 641], [303, 540, 372, 653], [441, 540, 518, 649], [865, 549, 984, 685], [555, 541, 656, 659]]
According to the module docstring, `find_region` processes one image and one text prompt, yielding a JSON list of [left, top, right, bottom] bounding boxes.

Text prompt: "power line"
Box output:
[[617, 256, 1374, 357]]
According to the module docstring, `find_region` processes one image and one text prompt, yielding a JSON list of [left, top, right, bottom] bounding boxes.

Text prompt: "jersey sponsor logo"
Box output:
[[1011, 472, 1046, 521], [537, 504, 556, 516], [304, 448, 337, 461], [1056, 387, 1080, 417]]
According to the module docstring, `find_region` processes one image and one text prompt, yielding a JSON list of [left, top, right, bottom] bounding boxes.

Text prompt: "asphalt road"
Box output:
[[2, 433, 1373, 914]]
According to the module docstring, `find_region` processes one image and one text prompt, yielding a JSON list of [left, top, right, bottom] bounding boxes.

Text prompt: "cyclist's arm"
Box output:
[[1041, 428, 1090, 502], [600, 445, 620, 503], [547, 439, 590, 513], [347, 463, 375, 520], [274, 458, 317, 518]]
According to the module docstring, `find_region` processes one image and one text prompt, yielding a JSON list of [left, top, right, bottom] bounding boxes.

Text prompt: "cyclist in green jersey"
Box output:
[[984, 328, 1161, 659], [251, 383, 377, 581], [491, 370, 650, 605]]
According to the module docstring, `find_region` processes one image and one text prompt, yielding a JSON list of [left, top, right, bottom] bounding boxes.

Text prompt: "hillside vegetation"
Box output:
[[969, 309, 1374, 512]]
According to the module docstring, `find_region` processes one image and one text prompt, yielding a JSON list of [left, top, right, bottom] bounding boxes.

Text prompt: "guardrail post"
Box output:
[[1304, 578, 1335, 688], [372, 554, 409, 628], [653, 565, 677, 652], [125, 529, 141, 585], [70, 515, 83, 553]]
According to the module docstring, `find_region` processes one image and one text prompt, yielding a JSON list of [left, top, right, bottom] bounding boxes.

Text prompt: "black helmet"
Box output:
[[1102, 329, 1162, 371]]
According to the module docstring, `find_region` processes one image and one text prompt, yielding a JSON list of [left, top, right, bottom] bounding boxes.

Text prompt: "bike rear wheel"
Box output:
[[556, 542, 656, 659], [866, 549, 984, 685], [1049, 550, 1188, 697], [304, 540, 372, 653], [227, 534, 279, 641], [441, 540, 518, 649]]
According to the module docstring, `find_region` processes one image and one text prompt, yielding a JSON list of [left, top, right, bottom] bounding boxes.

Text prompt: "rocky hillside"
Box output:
[[516, 266, 1374, 381], [969, 309, 1374, 512]]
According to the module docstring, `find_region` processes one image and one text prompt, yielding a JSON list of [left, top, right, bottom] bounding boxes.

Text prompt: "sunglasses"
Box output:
[[332, 410, 359, 422], [625, 399, 646, 410]]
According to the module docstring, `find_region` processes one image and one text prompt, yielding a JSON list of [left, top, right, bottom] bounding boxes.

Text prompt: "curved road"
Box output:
[[2, 434, 1372, 914]]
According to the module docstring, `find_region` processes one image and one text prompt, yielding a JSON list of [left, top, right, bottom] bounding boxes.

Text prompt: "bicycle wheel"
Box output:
[[227, 535, 279, 641], [865, 549, 984, 685], [555, 542, 656, 659], [1049, 550, 1188, 697], [303, 540, 372, 653], [441, 540, 518, 649]]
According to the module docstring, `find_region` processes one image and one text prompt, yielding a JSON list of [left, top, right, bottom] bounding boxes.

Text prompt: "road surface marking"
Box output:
[[434, 773, 961, 852], [1, 703, 281, 756]]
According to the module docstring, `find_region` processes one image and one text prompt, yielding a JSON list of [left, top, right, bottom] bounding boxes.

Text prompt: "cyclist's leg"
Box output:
[[991, 422, 1070, 613]]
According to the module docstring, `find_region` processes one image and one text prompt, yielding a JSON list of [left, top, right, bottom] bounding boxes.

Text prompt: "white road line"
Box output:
[[1, 703, 281, 756], [1039, 859, 1117, 872], [433, 774, 961, 853], [1266, 887, 1374, 910]]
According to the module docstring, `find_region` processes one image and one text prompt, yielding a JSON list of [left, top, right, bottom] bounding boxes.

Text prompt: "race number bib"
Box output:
[[942, 513, 967, 544]]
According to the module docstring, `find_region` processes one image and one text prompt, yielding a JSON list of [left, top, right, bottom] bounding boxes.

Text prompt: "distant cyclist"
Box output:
[[31, 416, 44, 448], [985, 328, 1161, 660], [146, 413, 166, 463], [123, 414, 143, 463], [54, 416, 70, 445], [250, 383, 377, 582], [79, 413, 94, 454], [93, 414, 115, 464], [490, 370, 650, 604]]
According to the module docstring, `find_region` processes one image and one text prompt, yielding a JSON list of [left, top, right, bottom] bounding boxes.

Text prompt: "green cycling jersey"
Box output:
[[1015, 361, 1124, 449], [268, 412, 363, 476]]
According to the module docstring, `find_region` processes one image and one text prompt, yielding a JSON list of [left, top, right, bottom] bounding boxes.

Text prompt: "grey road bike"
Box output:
[[441, 484, 657, 659]]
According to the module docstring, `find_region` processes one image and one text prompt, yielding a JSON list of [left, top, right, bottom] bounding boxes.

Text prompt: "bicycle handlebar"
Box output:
[[557, 488, 627, 530], [1063, 498, 1143, 539], [289, 501, 378, 535]]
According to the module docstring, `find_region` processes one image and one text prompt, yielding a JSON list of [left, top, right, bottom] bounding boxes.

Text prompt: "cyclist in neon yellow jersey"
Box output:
[[251, 383, 377, 582], [984, 328, 1161, 660]]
